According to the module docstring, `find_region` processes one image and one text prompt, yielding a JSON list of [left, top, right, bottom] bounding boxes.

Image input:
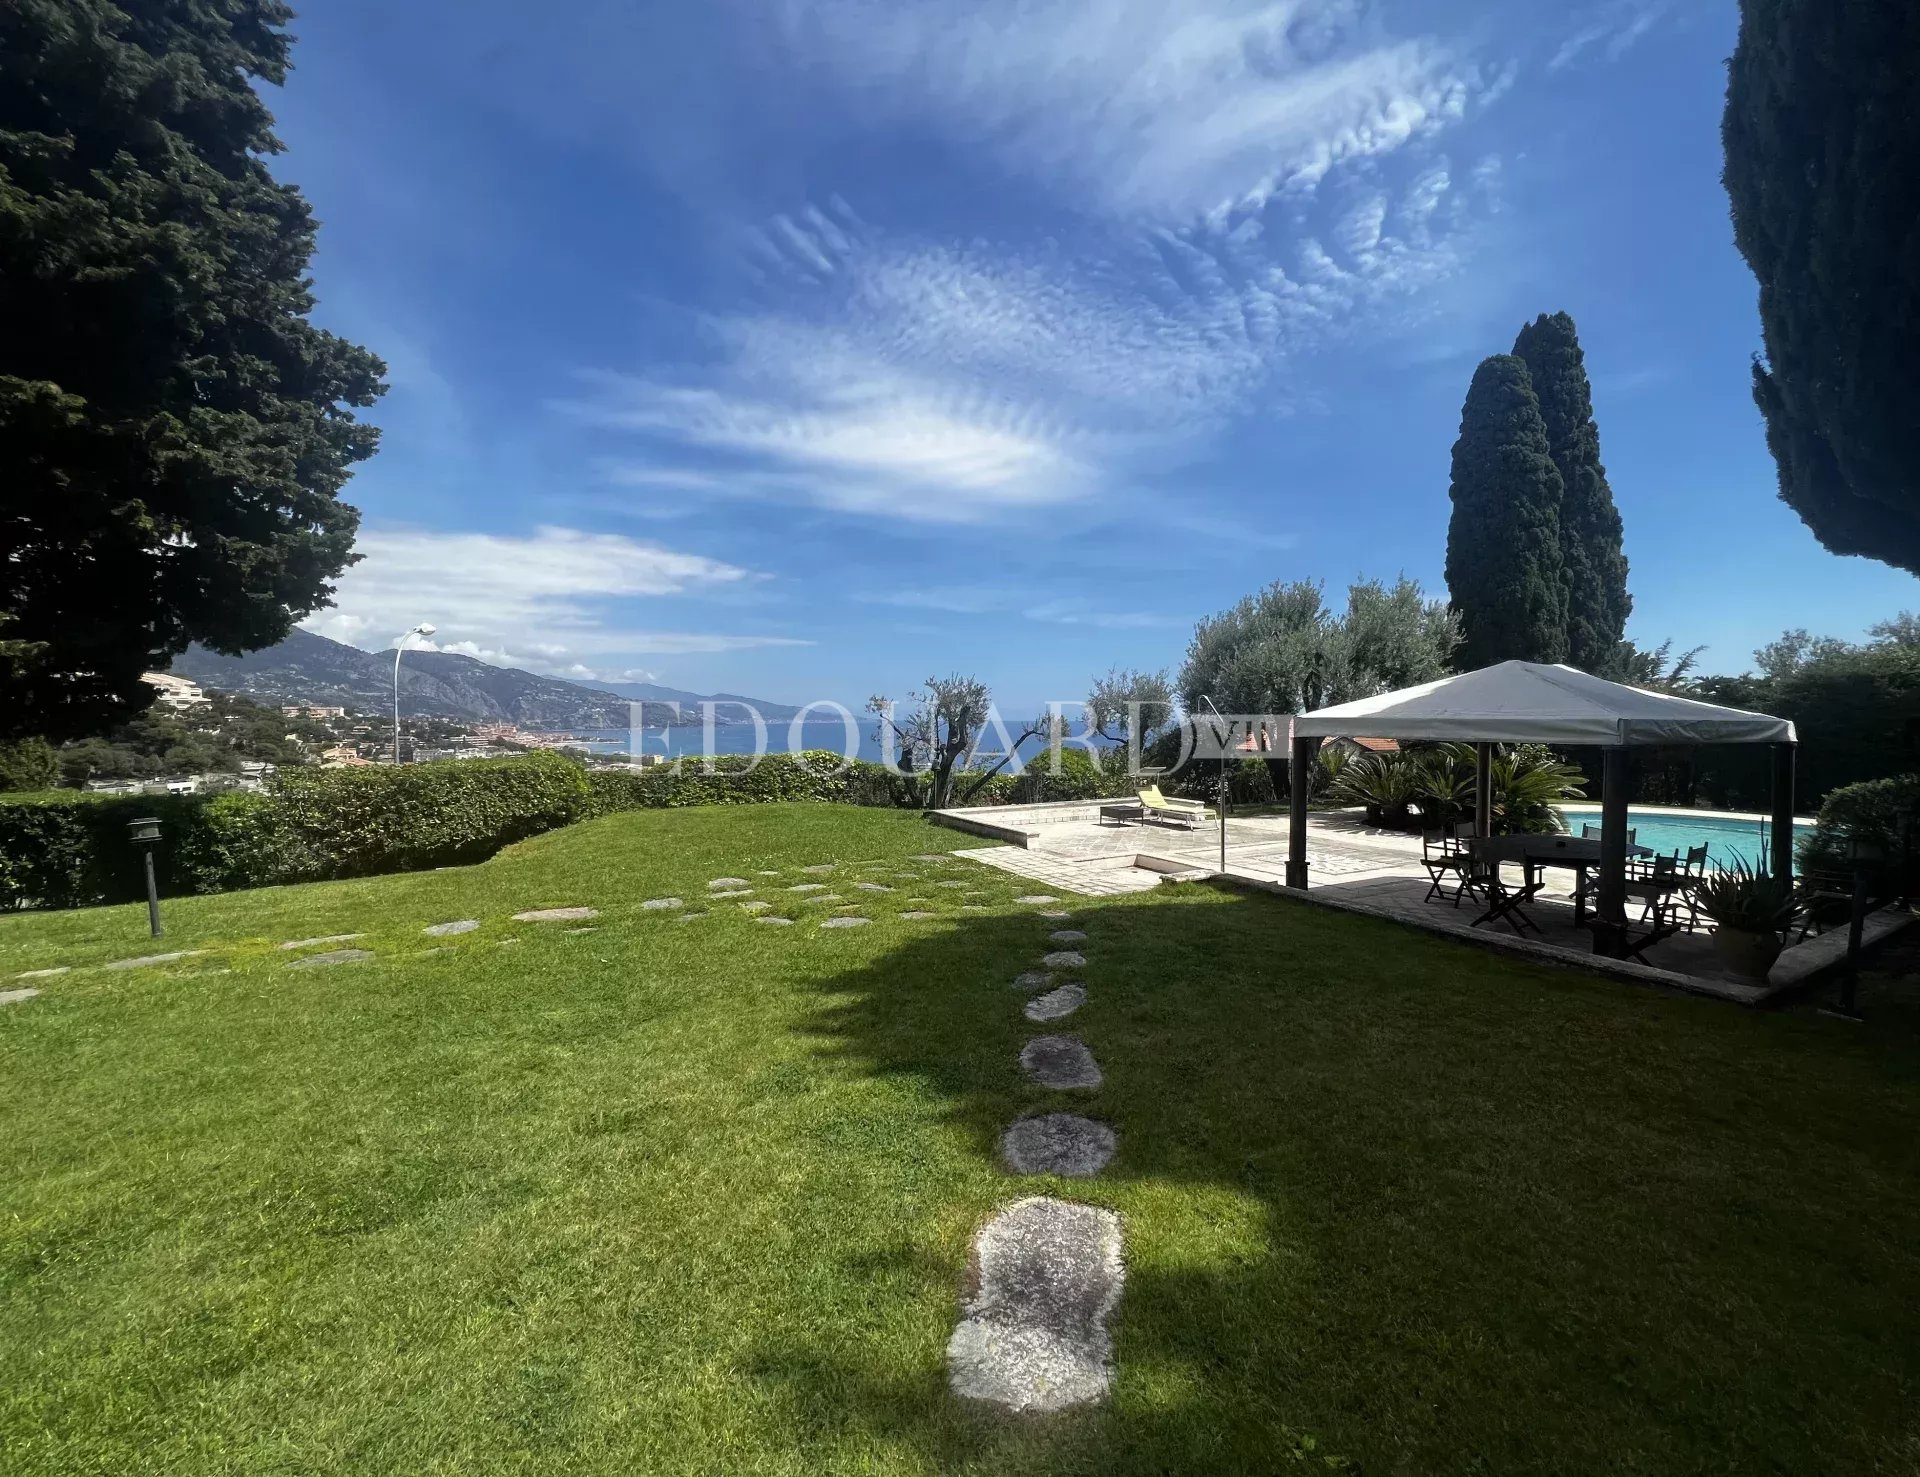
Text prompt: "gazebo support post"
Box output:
[[1770, 742, 1798, 880], [1286, 734, 1314, 888], [1473, 743, 1493, 838], [1594, 746, 1631, 959]]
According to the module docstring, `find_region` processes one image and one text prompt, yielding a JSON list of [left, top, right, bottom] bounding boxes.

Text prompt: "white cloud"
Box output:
[[301, 525, 808, 674], [1549, 0, 1677, 71]]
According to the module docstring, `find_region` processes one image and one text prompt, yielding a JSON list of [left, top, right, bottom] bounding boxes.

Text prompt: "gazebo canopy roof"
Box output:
[[1294, 661, 1795, 747]]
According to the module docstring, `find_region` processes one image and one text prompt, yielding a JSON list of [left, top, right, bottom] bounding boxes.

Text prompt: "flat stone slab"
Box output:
[[1042, 951, 1087, 970], [1038, 911, 1075, 921], [1001, 1115, 1117, 1178], [756, 870, 780, 876], [708, 877, 751, 889], [854, 882, 893, 892], [1015, 895, 1062, 905], [1025, 983, 1087, 1023], [675, 910, 708, 922], [802, 864, 837, 875], [708, 889, 753, 899], [1, 988, 42, 1006], [424, 920, 480, 936], [288, 949, 374, 969], [641, 897, 684, 910], [755, 915, 794, 926], [1012, 971, 1054, 992], [936, 880, 970, 889], [947, 1196, 1123, 1413], [900, 911, 937, 920], [1020, 1035, 1103, 1090], [105, 951, 206, 971], [819, 916, 870, 929], [738, 900, 771, 913], [278, 934, 364, 951], [16, 967, 69, 980], [1048, 930, 1088, 945], [787, 883, 829, 893], [512, 908, 598, 922]]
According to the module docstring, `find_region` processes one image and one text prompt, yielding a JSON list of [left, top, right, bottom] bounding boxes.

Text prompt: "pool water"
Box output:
[[1555, 807, 1810, 872]]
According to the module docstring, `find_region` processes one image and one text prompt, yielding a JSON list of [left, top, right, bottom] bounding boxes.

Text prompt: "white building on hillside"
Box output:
[[141, 672, 210, 711]]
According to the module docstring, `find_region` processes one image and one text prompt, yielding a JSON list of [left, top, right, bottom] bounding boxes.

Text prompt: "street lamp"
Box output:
[[394, 623, 436, 764], [128, 816, 163, 937]]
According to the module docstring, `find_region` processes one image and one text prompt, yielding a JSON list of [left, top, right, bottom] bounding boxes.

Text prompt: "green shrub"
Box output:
[[1798, 773, 1920, 883], [272, 752, 590, 877], [585, 751, 870, 813], [0, 791, 244, 910]]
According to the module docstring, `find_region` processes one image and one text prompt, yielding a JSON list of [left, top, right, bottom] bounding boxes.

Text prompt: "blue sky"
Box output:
[[274, 0, 1917, 711]]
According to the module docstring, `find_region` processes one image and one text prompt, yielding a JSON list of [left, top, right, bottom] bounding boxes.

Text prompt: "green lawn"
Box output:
[[3, 804, 1917, 1475]]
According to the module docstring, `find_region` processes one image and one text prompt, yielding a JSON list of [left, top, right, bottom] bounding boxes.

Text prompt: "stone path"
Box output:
[[16, 967, 69, 980], [1024, 983, 1086, 1022], [1, 988, 40, 1006], [819, 916, 869, 929], [1014, 895, 1061, 905], [854, 882, 893, 893], [1020, 1035, 1102, 1089], [105, 951, 205, 971], [512, 907, 598, 922], [900, 911, 936, 921], [641, 898, 683, 911], [952, 911, 1123, 1413], [945, 1197, 1124, 1414], [738, 900, 771, 913], [788, 883, 828, 894], [424, 920, 480, 936], [288, 948, 374, 969], [278, 934, 363, 951], [754, 915, 794, 927], [709, 877, 750, 889]]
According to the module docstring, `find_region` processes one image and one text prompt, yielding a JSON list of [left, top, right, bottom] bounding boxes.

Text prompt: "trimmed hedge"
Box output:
[[0, 753, 589, 910], [584, 750, 873, 813]]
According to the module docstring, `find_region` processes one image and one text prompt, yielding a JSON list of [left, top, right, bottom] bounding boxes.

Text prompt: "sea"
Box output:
[[542, 719, 1121, 768]]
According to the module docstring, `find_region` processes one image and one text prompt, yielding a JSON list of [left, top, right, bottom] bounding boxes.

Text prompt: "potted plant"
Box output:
[[1694, 860, 1797, 979]]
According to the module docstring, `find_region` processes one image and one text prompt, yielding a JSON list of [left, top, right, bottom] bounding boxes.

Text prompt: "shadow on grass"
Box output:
[[757, 884, 1920, 1476]]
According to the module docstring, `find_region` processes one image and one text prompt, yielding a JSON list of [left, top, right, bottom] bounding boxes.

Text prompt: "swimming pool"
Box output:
[[1555, 806, 1812, 872]]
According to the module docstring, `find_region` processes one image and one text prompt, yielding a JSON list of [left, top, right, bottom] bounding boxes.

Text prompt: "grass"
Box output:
[[2, 803, 1918, 1475]]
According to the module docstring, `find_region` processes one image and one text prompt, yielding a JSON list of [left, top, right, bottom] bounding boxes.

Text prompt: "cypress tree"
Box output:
[[1723, 0, 1920, 573], [0, 0, 386, 742], [1444, 356, 1570, 670], [1513, 312, 1630, 671]]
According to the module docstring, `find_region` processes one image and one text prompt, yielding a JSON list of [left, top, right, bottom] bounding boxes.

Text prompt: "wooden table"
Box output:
[[1098, 802, 1145, 827], [1478, 834, 1654, 926]]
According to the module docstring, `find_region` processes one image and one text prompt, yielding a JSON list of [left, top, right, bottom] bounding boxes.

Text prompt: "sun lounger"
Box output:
[[1136, 785, 1215, 830]]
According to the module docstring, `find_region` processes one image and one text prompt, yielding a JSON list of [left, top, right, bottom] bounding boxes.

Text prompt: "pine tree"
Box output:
[[1445, 356, 1570, 670], [0, 0, 385, 743], [1723, 0, 1920, 572], [1513, 313, 1630, 671]]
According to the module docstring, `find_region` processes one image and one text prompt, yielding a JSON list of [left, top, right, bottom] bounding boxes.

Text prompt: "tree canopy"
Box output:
[[1444, 355, 1570, 669], [0, 0, 385, 743], [1513, 312, 1630, 669], [1179, 577, 1460, 717], [1723, 0, 1920, 572]]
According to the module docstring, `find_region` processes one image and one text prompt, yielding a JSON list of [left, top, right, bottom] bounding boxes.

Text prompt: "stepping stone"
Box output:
[[1039, 911, 1075, 922], [497, 938, 521, 947], [1025, 983, 1086, 1023], [946, 1196, 1123, 1413], [961, 904, 987, 911], [1021, 1035, 1103, 1090], [936, 881, 970, 890], [288, 949, 374, 969], [16, 967, 69, 980], [756, 870, 780, 876], [709, 889, 753, 899], [1001, 1115, 1117, 1178], [641, 897, 684, 910], [105, 951, 205, 971], [802, 864, 836, 875], [512, 908, 597, 922], [738, 900, 771, 913], [278, 934, 364, 951], [808, 893, 846, 905], [565, 926, 598, 934], [900, 911, 937, 921], [1048, 930, 1088, 945], [1015, 895, 1062, 905], [854, 882, 893, 892], [1012, 971, 1053, 992], [675, 910, 708, 922], [755, 915, 794, 927], [820, 916, 870, 929], [424, 920, 480, 936], [709, 878, 751, 889], [788, 883, 829, 894], [1042, 951, 1086, 970], [0, 988, 41, 1006]]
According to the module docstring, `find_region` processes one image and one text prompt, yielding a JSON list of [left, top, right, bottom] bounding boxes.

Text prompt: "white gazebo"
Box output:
[[1285, 662, 1799, 958]]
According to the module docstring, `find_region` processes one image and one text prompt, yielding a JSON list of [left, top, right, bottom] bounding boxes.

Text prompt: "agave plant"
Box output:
[[1694, 858, 1797, 936]]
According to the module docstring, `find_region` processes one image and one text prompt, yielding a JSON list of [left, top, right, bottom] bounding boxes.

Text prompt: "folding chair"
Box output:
[[1467, 841, 1541, 936], [1421, 828, 1474, 906]]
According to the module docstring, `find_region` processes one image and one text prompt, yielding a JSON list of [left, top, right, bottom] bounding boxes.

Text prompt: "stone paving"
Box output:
[[288, 948, 374, 969], [424, 920, 480, 936], [1, 988, 41, 1006], [511, 907, 598, 922]]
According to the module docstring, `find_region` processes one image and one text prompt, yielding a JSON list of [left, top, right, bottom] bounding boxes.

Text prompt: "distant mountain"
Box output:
[[576, 679, 804, 724], [170, 629, 703, 728]]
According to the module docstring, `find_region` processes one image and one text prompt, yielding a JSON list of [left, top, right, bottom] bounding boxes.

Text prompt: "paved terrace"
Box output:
[[931, 801, 1912, 1006]]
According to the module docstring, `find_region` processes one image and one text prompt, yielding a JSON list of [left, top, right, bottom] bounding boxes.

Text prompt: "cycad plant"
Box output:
[[1329, 751, 1418, 828]]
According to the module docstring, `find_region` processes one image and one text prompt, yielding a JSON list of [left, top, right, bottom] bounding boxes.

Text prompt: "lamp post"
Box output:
[[1198, 695, 1229, 874], [128, 816, 163, 937], [393, 623, 436, 764]]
